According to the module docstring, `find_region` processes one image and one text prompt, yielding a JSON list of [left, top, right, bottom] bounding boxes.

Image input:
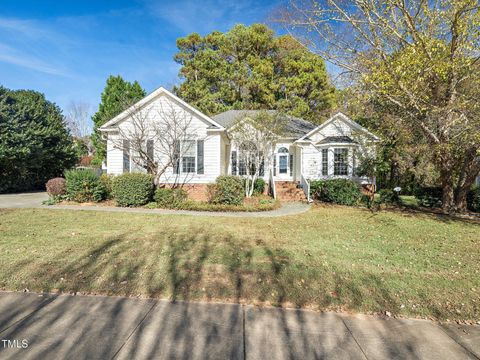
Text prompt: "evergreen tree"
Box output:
[[0, 86, 77, 192], [174, 24, 336, 123], [91, 75, 146, 164]]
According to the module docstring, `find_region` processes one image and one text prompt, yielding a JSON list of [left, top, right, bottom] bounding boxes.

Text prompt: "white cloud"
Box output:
[[146, 0, 274, 34], [0, 43, 70, 76]]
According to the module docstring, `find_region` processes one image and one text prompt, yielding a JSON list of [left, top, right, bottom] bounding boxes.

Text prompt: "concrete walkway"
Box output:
[[0, 192, 310, 217], [0, 292, 478, 360]]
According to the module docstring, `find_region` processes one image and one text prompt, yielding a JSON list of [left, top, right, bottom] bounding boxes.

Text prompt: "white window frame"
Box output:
[[333, 148, 349, 176], [180, 139, 197, 174]]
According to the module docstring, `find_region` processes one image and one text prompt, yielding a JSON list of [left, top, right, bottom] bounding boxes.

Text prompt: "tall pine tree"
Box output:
[[91, 75, 146, 164], [174, 24, 336, 123]]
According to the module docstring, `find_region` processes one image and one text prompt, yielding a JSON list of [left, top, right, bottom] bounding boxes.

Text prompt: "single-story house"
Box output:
[[99, 87, 380, 201]]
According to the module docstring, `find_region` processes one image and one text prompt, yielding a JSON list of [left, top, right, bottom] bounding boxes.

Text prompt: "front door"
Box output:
[[276, 147, 291, 179]]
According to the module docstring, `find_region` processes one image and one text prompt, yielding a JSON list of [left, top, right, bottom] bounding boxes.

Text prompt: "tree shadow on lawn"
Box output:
[[4, 227, 448, 320], [1, 228, 459, 359], [365, 205, 480, 226]]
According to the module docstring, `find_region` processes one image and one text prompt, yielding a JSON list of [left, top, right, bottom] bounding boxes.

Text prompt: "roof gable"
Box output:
[[212, 110, 316, 138], [297, 112, 380, 142], [99, 87, 224, 131]]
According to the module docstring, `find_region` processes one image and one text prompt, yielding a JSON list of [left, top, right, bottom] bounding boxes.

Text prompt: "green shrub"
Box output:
[[377, 189, 400, 205], [467, 186, 480, 213], [155, 187, 188, 208], [171, 199, 280, 212], [253, 178, 266, 195], [112, 173, 154, 207], [99, 174, 114, 199], [310, 179, 362, 206], [414, 187, 442, 208], [208, 176, 244, 205], [65, 169, 106, 202]]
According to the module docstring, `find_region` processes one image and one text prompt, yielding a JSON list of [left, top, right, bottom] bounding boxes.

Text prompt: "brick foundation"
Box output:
[[158, 183, 209, 201]]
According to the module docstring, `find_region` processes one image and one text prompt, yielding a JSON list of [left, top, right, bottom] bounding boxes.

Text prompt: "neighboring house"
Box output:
[[99, 87, 379, 201]]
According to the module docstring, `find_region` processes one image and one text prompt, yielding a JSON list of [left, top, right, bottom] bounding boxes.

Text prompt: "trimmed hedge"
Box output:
[[147, 198, 279, 212], [65, 169, 106, 202], [208, 175, 244, 205], [112, 173, 154, 207], [310, 179, 362, 206], [414, 187, 442, 208], [155, 187, 188, 208], [99, 174, 114, 199], [45, 177, 66, 197], [467, 186, 480, 213]]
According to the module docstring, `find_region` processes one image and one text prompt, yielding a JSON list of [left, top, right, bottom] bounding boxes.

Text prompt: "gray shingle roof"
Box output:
[[316, 136, 357, 144], [212, 110, 316, 139]]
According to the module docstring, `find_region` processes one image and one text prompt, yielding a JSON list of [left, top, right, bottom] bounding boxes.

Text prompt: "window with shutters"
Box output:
[[181, 140, 196, 173]]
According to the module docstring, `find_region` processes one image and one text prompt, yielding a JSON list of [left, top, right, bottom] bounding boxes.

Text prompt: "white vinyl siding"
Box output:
[[105, 93, 222, 183]]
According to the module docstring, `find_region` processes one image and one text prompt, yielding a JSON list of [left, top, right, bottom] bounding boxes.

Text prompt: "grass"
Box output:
[[400, 195, 419, 208], [0, 205, 479, 321]]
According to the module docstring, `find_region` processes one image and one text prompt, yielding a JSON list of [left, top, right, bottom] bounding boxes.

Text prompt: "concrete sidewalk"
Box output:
[[0, 292, 478, 359]]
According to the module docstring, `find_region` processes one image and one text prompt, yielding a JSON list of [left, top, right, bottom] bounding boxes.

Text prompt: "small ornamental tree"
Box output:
[[229, 111, 286, 197], [107, 96, 197, 186]]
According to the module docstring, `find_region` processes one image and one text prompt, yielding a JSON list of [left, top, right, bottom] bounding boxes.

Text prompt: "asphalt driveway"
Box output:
[[0, 292, 478, 360]]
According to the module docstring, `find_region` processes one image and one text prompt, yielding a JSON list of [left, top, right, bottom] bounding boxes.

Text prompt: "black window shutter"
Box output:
[[259, 152, 265, 177], [123, 140, 130, 173], [147, 140, 154, 160], [231, 150, 237, 175], [273, 157, 276, 176], [197, 140, 204, 174], [173, 140, 180, 174]]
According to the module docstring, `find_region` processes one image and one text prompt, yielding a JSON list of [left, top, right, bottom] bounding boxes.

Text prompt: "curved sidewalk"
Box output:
[[0, 192, 311, 217], [45, 201, 311, 217]]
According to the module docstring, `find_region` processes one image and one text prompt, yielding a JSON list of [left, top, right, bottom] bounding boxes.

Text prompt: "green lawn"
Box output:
[[0, 206, 479, 321]]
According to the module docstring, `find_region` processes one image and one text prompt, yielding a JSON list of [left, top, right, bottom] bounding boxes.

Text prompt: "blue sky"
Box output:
[[0, 0, 281, 115]]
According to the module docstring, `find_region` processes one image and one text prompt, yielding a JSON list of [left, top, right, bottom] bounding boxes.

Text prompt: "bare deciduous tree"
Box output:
[[109, 99, 198, 186], [278, 0, 480, 212], [230, 111, 286, 197], [65, 101, 94, 154]]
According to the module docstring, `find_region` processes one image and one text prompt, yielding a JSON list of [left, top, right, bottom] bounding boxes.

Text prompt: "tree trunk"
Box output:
[[442, 183, 455, 213], [439, 164, 455, 213], [453, 148, 480, 213], [454, 187, 469, 213]]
